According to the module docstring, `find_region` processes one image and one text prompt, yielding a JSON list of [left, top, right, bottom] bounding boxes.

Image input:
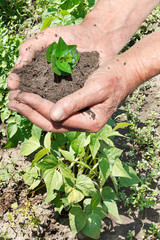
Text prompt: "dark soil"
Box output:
[[13, 51, 99, 103]]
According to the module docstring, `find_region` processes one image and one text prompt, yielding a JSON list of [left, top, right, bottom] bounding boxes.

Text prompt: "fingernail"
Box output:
[[51, 108, 64, 121], [15, 55, 22, 65]]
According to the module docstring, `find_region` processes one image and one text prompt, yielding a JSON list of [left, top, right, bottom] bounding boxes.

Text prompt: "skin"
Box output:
[[7, 0, 160, 132]]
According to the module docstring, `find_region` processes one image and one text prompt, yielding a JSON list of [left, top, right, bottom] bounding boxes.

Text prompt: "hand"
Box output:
[[8, 55, 130, 132], [7, 21, 125, 132]]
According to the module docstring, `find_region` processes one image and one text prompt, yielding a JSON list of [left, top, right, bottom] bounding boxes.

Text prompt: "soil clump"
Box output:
[[13, 51, 99, 103]]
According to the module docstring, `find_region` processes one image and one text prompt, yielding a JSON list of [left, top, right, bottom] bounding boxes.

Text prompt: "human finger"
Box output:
[[7, 99, 70, 132], [7, 73, 20, 89], [49, 69, 116, 122]]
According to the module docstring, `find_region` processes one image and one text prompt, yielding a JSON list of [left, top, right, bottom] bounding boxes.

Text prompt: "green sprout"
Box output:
[[46, 37, 79, 76]]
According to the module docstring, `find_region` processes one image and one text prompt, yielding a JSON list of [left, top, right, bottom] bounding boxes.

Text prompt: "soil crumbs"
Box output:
[[13, 51, 99, 103]]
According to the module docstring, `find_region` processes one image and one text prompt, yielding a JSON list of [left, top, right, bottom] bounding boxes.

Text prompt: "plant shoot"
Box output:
[[46, 37, 79, 76]]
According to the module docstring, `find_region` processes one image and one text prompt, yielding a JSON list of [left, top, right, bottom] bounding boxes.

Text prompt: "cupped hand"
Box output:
[[7, 23, 128, 132]]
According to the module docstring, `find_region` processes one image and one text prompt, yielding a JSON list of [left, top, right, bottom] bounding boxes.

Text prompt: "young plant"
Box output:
[[46, 37, 79, 76], [20, 122, 140, 239]]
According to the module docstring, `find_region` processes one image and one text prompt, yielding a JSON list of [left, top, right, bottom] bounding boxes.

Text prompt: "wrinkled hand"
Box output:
[[7, 23, 128, 132]]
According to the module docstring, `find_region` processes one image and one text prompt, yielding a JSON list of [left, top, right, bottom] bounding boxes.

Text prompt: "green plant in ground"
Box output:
[[20, 122, 140, 239], [0, 158, 21, 187], [41, 0, 96, 29], [0, 231, 11, 240], [126, 230, 134, 240], [46, 37, 79, 76], [142, 222, 160, 240], [3, 200, 41, 234]]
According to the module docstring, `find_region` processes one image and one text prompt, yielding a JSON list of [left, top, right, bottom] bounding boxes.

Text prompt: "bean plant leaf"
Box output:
[[102, 186, 119, 201], [103, 199, 120, 220], [7, 122, 17, 139], [68, 188, 84, 204], [56, 60, 72, 73], [71, 132, 86, 157], [76, 175, 96, 197], [113, 122, 131, 131], [41, 16, 54, 31], [36, 154, 58, 170], [69, 204, 87, 236], [20, 136, 40, 156], [56, 37, 68, 58], [59, 149, 75, 162], [119, 166, 140, 187], [46, 42, 57, 62], [93, 203, 108, 219], [58, 161, 74, 179], [99, 158, 110, 185], [82, 213, 101, 239], [89, 134, 100, 159], [45, 192, 57, 204], [31, 124, 42, 140], [44, 132, 52, 151], [44, 169, 63, 194], [102, 146, 123, 164], [112, 159, 131, 178], [30, 148, 49, 169]]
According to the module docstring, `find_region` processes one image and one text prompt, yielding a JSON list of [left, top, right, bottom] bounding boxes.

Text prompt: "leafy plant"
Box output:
[[46, 37, 79, 76], [142, 222, 160, 240], [20, 122, 140, 239]]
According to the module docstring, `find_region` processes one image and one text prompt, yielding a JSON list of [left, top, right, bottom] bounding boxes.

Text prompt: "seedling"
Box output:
[[46, 37, 79, 76]]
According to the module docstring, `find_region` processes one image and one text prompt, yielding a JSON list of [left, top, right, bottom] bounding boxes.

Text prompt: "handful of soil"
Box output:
[[13, 50, 99, 103]]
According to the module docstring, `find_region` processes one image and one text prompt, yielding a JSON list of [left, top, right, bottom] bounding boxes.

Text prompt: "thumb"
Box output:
[[50, 71, 110, 121]]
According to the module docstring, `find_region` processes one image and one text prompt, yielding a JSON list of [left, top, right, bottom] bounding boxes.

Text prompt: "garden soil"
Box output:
[[0, 75, 160, 240], [13, 51, 99, 103]]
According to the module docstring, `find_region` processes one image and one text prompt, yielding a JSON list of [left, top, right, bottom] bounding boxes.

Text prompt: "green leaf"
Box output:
[[59, 149, 75, 162], [55, 37, 68, 58], [7, 122, 17, 139], [103, 199, 120, 220], [82, 213, 101, 239], [29, 179, 41, 190], [20, 136, 40, 156], [102, 146, 123, 163], [71, 132, 86, 157], [41, 16, 54, 31], [30, 148, 49, 169], [102, 186, 119, 201], [44, 132, 52, 151], [68, 188, 84, 204], [112, 159, 131, 178], [97, 124, 113, 139], [83, 198, 92, 215], [46, 42, 57, 62], [58, 161, 74, 179], [51, 56, 61, 75], [93, 204, 108, 219], [76, 175, 96, 197], [56, 60, 72, 74], [119, 166, 140, 187], [89, 134, 100, 159], [44, 169, 63, 194], [113, 122, 131, 131], [99, 158, 110, 185], [110, 175, 118, 193], [31, 124, 42, 140], [69, 204, 87, 236], [65, 132, 77, 142], [23, 167, 39, 186], [36, 154, 58, 170], [45, 192, 57, 204]]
